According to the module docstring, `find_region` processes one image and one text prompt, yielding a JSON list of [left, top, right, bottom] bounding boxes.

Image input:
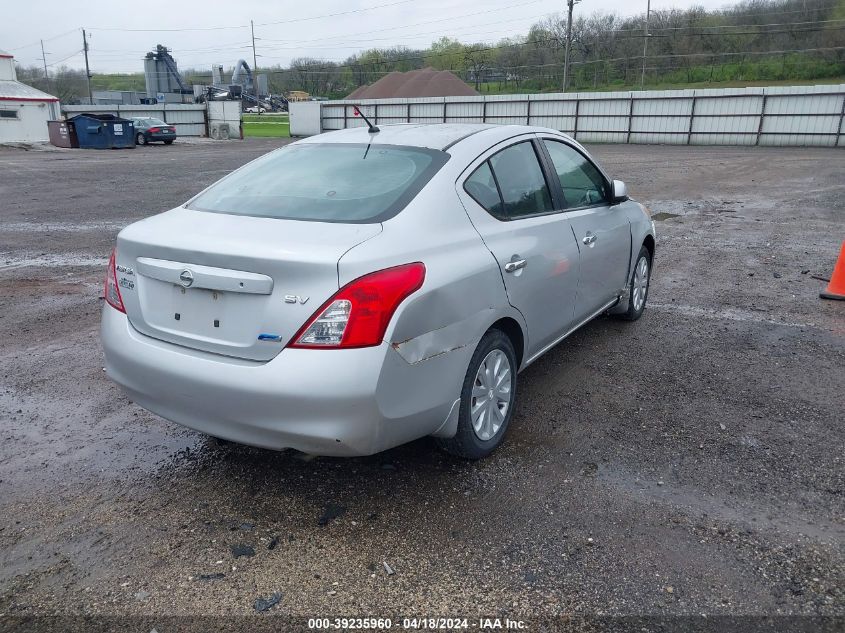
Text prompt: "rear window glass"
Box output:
[[187, 143, 448, 223], [135, 118, 166, 126]]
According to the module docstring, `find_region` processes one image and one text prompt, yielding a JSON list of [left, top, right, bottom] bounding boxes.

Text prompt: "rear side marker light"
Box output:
[[290, 263, 425, 349], [104, 249, 126, 313]]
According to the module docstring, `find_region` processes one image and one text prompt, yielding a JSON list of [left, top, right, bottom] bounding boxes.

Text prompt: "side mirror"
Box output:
[[612, 180, 628, 204]]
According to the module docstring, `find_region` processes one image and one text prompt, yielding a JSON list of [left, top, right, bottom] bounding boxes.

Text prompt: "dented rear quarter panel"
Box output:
[[338, 164, 521, 369]]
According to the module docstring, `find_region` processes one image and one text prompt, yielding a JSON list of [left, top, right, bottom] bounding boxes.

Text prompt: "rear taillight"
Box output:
[[289, 263, 425, 349], [104, 249, 126, 313], [148, 127, 161, 133]]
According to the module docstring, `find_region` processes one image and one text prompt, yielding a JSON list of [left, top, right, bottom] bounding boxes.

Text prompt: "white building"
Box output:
[[0, 50, 60, 143]]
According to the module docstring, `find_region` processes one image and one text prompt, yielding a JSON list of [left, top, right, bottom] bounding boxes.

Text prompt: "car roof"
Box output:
[[296, 123, 565, 152]]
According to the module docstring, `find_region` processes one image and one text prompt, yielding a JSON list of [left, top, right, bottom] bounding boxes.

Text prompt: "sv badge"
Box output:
[[284, 295, 310, 305]]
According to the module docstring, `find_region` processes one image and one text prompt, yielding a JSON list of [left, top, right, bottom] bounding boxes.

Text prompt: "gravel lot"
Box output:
[[0, 138, 843, 630]]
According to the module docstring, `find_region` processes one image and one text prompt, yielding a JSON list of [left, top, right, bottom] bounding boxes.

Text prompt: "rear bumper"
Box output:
[[101, 306, 466, 456], [147, 133, 176, 142]]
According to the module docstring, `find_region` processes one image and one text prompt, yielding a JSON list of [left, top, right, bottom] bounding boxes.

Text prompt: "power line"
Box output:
[[256, 11, 553, 46], [46, 49, 83, 67], [134, 16, 844, 67], [8, 27, 80, 52], [50, 16, 845, 68], [611, 17, 845, 34], [248, 44, 845, 76], [255, 18, 555, 54], [87, 20, 546, 62], [241, 21, 845, 62], [185, 44, 842, 77], [86, 0, 419, 33], [573, 45, 845, 67], [253, 0, 545, 46], [293, 45, 845, 75], [88, 23, 247, 33], [116, 35, 845, 75], [60, 0, 546, 69], [710, 3, 839, 20], [255, 0, 416, 26], [602, 3, 841, 31], [226, 10, 845, 65], [261, 4, 845, 46]]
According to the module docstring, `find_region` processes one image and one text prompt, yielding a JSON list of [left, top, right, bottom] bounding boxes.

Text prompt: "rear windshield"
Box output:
[[187, 143, 449, 223]]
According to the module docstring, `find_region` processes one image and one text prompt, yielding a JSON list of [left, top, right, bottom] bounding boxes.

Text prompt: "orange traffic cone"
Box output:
[[820, 240, 845, 301]]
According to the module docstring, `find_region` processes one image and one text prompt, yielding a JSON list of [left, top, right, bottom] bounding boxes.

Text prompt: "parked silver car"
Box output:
[[101, 124, 655, 459]]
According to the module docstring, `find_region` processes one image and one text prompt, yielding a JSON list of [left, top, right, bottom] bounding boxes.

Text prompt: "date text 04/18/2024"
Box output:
[[307, 617, 527, 630]]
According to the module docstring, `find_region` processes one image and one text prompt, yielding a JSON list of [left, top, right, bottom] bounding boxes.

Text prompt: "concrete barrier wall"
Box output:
[[309, 84, 845, 147], [61, 104, 207, 137]]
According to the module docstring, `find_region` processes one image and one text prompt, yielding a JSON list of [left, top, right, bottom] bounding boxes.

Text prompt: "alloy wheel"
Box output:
[[632, 256, 650, 312], [470, 349, 512, 441]]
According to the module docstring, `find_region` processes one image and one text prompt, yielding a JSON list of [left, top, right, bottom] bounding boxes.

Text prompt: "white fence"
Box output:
[[312, 84, 845, 147], [61, 104, 207, 137]]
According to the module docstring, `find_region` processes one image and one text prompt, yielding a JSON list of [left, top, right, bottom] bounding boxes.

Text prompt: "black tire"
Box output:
[[164, 139, 174, 145], [135, 133, 146, 146], [620, 245, 652, 321], [437, 329, 517, 460]]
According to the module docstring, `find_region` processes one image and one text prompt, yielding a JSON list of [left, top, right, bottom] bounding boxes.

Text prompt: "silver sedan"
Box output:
[[101, 123, 655, 459]]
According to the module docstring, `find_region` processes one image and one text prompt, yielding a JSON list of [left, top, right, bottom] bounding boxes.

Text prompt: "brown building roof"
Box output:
[[346, 67, 479, 100]]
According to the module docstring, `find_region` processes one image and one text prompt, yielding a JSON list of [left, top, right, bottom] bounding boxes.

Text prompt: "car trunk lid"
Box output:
[[115, 208, 381, 361]]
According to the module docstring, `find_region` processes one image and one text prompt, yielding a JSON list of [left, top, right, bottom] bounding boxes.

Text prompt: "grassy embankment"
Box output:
[[242, 113, 290, 138]]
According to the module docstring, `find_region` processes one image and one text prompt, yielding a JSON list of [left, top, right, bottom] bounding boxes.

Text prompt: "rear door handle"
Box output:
[[504, 258, 527, 273], [583, 232, 597, 245]]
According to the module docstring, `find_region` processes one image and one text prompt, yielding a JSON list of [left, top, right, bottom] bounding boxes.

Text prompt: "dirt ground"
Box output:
[[0, 138, 842, 631]]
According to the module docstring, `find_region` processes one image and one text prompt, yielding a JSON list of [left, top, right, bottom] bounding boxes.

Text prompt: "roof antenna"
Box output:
[[353, 105, 380, 133]]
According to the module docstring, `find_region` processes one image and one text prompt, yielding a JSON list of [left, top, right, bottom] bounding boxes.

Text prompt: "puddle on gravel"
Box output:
[[649, 303, 815, 329], [1, 221, 129, 233], [0, 254, 108, 270], [651, 212, 680, 221], [597, 464, 843, 542], [0, 386, 202, 499]]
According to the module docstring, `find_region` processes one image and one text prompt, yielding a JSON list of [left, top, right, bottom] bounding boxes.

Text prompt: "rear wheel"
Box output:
[[135, 132, 146, 146], [437, 329, 517, 460], [620, 246, 651, 321]]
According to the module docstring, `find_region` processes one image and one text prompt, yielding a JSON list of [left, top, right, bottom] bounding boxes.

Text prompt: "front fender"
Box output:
[[609, 200, 655, 315]]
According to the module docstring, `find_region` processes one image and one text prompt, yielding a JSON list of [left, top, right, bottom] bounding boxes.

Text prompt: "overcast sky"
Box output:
[[4, 0, 733, 73]]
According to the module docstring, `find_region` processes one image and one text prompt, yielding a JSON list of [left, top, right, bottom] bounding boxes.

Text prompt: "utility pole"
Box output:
[[640, 0, 651, 88], [82, 29, 93, 104], [250, 20, 259, 105], [39, 40, 49, 80], [562, 0, 578, 93]]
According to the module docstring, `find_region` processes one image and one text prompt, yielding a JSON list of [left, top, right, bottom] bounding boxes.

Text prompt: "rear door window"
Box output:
[[489, 142, 553, 218], [188, 143, 449, 223], [463, 161, 504, 217], [463, 141, 554, 221]]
